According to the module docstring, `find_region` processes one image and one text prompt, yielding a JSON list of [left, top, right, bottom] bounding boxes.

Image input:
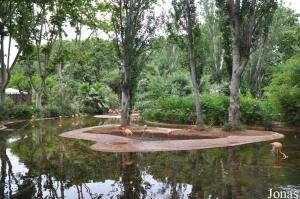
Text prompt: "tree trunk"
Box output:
[[228, 36, 242, 129], [0, 34, 6, 105], [57, 63, 62, 80], [121, 68, 131, 126], [186, 0, 204, 129], [228, 74, 241, 129], [0, 89, 5, 105], [190, 66, 204, 129], [121, 89, 131, 126], [57, 34, 63, 82], [35, 91, 42, 110]]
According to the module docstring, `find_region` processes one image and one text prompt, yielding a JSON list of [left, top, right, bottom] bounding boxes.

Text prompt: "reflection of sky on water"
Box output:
[[6, 149, 28, 174], [279, 185, 300, 196], [1, 117, 299, 199], [1, 149, 28, 195], [2, 149, 194, 199], [59, 174, 192, 199]]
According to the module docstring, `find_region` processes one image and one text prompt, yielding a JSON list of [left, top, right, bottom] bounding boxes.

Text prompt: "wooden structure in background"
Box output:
[[5, 88, 31, 105]]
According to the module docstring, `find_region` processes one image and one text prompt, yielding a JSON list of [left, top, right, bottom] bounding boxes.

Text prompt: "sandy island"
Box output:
[[60, 124, 284, 153]]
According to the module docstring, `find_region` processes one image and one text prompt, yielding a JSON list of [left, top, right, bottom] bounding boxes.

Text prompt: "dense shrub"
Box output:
[[46, 83, 77, 116], [266, 55, 300, 125], [82, 105, 96, 114], [260, 100, 276, 129], [41, 105, 64, 118], [240, 95, 263, 125], [78, 83, 119, 114], [135, 73, 193, 110], [143, 94, 267, 125], [0, 99, 34, 120], [143, 96, 195, 124], [202, 94, 229, 125]]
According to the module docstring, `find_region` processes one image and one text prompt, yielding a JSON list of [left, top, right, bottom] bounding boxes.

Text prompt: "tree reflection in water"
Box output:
[[1, 134, 22, 198], [121, 153, 145, 198], [226, 147, 241, 199], [0, 117, 299, 198]]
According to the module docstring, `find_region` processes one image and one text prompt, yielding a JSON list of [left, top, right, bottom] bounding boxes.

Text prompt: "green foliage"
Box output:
[[41, 105, 62, 118], [240, 94, 263, 125], [2, 0, 299, 128], [135, 72, 193, 110], [259, 100, 275, 129], [143, 94, 228, 125], [78, 83, 119, 114], [143, 94, 268, 125], [0, 99, 34, 120], [9, 72, 31, 92], [242, 7, 300, 97], [68, 39, 119, 84], [266, 55, 300, 125], [222, 123, 232, 131], [202, 94, 229, 125], [45, 83, 77, 116], [143, 96, 195, 124]]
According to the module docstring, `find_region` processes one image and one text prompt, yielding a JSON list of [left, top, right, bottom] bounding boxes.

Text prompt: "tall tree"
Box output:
[[171, 0, 205, 129], [0, 0, 23, 104], [21, 1, 62, 109], [203, 0, 224, 84], [110, 0, 157, 126], [243, 6, 300, 97], [217, 0, 277, 129], [216, 1, 232, 82]]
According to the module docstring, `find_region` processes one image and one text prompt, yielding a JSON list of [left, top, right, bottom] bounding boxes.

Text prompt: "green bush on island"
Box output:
[[202, 94, 229, 125], [142, 94, 269, 125], [142, 96, 195, 124], [240, 94, 264, 125]]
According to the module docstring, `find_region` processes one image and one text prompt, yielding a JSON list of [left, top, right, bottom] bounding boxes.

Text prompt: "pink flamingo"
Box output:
[[167, 129, 172, 136], [270, 142, 288, 159], [121, 127, 133, 136], [143, 124, 148, 135]]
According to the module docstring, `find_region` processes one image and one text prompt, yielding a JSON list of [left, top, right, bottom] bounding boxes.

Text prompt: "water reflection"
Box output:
[[0, 117, 299, 198]]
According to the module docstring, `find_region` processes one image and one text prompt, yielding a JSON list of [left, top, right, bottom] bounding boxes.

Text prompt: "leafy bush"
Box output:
[[0, 99, 34, 120], [143, 96, 195, 124], [222, 123, 232, 131], [143, 94, 267, 125], [260, 100, 275, 130], [41, 105, 61, 118], [78, 83, 119, 114], [13, 105, 35, 119], [240, 94, 263, 125], [143, 95, 228, 125], [45, 83, 77, 116], [202, 94, 229, 125], [135, 73, 192, 110], [266, 55, 300, 125]]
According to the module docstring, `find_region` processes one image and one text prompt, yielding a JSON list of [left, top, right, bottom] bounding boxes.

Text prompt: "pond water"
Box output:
[[0, 116, 299, 199]]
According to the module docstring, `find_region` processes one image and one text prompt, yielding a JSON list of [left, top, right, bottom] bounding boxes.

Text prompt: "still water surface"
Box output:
[[0, 117, 299, 199]]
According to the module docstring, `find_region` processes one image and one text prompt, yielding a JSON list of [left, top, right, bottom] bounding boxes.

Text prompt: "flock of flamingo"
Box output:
[[121, 124, 148, 136], [30, 112, 288, 160]]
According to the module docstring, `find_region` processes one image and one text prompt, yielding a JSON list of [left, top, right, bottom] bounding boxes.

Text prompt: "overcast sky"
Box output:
[[4, 0, 300, 68], [284, 0, 300, 13]]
